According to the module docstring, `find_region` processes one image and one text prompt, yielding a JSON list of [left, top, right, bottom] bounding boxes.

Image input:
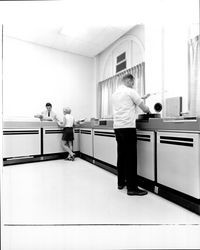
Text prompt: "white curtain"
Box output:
[[98, 62, 145, 119], [188, 35, 200, 116]]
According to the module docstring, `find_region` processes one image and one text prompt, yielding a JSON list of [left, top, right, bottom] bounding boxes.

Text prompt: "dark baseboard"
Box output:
[[79, 153, 117, 175], [94, 158, 117, 175], [3, 152, 82, 166], [74, 151, 80, 157], [3, 155, 44, 166], [130, 175, 200, 215], [157, 184, 200, 215], [137, 176, 156, 193], [79, 153, 94, 164]]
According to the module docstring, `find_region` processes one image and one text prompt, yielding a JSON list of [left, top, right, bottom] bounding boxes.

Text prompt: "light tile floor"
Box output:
[[2, 158, 200, 249]]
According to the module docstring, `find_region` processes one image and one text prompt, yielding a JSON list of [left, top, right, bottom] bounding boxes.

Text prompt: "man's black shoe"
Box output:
[[127, 189, 148, 196], [118, 184, 126, 190]]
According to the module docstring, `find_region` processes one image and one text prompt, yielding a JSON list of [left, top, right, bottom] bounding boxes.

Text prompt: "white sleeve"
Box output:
[[129, 89, 143, 106]]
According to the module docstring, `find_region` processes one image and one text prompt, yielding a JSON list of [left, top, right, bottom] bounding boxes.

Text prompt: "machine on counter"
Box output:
[[138, 102, 162, 121]]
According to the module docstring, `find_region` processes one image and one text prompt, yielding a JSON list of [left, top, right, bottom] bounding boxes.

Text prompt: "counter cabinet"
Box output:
[[3, 128, 41, 159], [42, 128, 80, 155], [157, 131, 200, 199], [79, 129, 93, 157], [3, 126, 80, 164], [93, 129, 117, 167], [136, 130, 155, 181], [43, 127, 64, 155], [73, 129, 80, 152], [136, 127, 200, 215], [78, 128, 117, 172]]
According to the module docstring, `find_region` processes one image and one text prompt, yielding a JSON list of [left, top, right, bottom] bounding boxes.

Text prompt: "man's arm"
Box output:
[[141, 93, 151, 100], [42, 117, 53, 121], [138, 101, 151, 114]]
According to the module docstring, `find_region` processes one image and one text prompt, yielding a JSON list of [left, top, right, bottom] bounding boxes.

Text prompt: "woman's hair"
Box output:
[[63, 107, 71, 114]]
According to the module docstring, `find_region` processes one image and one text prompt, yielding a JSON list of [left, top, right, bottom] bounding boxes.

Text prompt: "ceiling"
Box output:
[[0, 0, 147, 57]]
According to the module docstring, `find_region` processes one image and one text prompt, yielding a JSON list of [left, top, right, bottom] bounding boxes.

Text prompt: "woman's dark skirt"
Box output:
[[62, 127, 74, 141]]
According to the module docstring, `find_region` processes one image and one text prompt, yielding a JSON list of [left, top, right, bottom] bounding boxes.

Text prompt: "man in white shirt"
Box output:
[[40, 103, 57, 121], [112, 73, 150, 196]]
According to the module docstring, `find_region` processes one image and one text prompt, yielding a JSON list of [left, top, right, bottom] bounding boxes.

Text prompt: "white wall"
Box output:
[[96, 24, 145, 82], [145, 0, 199, 115], [96, 0, 199, 117], [3, 37, 95, 121], [95, 25, 145, 117], [144, 24, 163, 112]]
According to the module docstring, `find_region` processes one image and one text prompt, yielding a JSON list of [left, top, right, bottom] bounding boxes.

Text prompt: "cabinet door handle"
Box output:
[[137, 134, 151, 142], [3, 130, 39, 135], [159, 136, 194, 147], [45, 130, 63, 134], [160, 140, 193, 147]]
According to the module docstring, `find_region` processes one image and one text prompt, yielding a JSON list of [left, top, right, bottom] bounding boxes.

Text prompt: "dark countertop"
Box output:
[[3, 120, 113, 130], [3, 117, 200, 131], [136, 117, 200, 131], [93, 126, 114, 130], [3, 121, 63, 129], [3, 120, 42, 129]]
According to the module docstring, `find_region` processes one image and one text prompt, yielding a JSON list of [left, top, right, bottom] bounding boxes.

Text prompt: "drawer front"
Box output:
[[79, 129, 93, 157], [137, 130, 155, 181], [157, 131, 200, 198], [73, 129, 80, 152], [43, 128, 65, 154], [93, 130, 117, 166], [3, 129, 41, 158]]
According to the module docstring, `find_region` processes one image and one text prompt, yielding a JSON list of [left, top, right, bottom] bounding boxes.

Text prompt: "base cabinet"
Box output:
[[137, 130, 155, 181], [157, 131, 200, 198], [43, 128, 80, 154], [79, 129, 93, 157], [43, 128, 65, 154], [73, 129, 80, 152], [3, 128, 41, 158], [93, 129, 117, 167]]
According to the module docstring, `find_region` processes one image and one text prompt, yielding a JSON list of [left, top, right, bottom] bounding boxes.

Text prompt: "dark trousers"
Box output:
[[114, 128, 137, 191]]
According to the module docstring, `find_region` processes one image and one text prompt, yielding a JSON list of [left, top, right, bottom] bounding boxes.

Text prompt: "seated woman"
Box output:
[[57, 107, 76, 161]]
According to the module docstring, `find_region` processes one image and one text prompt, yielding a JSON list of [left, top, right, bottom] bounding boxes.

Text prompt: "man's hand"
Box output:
[[141, 93, 151, 99]]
